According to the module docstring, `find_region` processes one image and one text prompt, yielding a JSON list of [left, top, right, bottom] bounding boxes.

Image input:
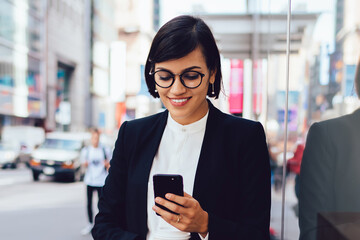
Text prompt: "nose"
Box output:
[[169, 75, 186, 95]]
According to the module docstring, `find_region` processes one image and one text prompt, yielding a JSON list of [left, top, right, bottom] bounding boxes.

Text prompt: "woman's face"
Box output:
[[154, 47, 215, 125]]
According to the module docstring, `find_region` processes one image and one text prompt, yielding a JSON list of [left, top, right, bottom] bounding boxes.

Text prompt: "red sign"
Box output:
[[229, 59, 244, 114], [253, 60, 262, 114]]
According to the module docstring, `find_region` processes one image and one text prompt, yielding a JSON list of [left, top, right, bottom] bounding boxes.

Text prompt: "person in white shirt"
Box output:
[[80, 128, 110, 235], [92, 15, 271, 240]]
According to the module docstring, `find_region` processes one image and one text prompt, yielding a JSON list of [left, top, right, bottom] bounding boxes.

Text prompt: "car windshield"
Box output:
[[0, 143, 12, 150], [40, 139, 82, 151]]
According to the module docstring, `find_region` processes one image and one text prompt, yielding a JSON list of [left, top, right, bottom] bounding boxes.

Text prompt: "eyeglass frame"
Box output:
[[149, 69, 206, 89]]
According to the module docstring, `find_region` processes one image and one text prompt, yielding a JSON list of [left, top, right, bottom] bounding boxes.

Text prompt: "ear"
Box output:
[[209, 69, 216, 84]]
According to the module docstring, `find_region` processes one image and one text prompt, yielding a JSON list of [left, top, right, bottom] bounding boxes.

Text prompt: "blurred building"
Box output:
[[339, 0, 360, 101], [46, 0, 87, 132], [86, 0, 119, 133], [0, 0, 90, 132], [334, 0, 360, 99], [325, 0, 360, 119], [114, 0, 161, 121], [0, 0, 46, 129]]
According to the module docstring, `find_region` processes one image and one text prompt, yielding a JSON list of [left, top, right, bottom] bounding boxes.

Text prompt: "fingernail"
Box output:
[[155, 197, 161, 203], [166, 193, 172, 199]]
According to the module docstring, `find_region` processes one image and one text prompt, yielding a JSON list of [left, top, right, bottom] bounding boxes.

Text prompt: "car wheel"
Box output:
[[32, 171, 40, 181], [65, 169, 81, 182]]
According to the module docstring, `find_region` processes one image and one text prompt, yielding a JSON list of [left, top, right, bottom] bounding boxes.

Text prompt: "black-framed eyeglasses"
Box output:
[[149, 70, 205, 89]]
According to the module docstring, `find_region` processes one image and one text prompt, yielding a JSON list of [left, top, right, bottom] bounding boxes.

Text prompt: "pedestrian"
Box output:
[[299, 56, 360, 240], [92, 15, 271, 240], [80, 127, 110, 235]]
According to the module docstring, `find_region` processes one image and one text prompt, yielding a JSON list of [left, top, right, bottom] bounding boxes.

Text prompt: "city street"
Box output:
[[270, 174, 300, 240], [0, 165, 93, 240], [0, 165, 299, 240]]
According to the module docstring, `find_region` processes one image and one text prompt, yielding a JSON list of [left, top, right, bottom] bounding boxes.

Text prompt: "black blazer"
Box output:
[[92, 101, 271, 240], [299, 109, 360, 240]]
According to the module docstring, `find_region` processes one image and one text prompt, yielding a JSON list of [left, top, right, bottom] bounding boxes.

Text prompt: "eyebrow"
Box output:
[[155, 66, 202, 72]]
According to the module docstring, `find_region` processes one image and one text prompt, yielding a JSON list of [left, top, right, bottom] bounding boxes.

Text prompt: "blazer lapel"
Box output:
[[192, 100, 221, 207], [130, 110, 168, 237], [137, 110, 168, 182], [190, 100, 222, 240]]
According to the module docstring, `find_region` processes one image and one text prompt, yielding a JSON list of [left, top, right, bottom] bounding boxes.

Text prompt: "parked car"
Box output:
[[0, 143, 20, 169], [29, 132, 89, 182], [1, 126, 45, 165]]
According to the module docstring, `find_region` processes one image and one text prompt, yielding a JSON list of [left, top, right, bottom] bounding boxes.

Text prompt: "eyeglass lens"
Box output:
[[154, 70, 202, 88]]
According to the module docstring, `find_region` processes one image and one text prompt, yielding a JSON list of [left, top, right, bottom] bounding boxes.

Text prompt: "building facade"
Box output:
[[0, 0, 46, 130], [0, 0, 89, 132], [46, 0, 87, 131], [115, 0, 160, 121], [88, 0, 120, 133]]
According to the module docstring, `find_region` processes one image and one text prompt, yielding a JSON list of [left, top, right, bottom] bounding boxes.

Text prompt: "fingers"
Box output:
[[165, 192, 193, 208], [152, 203, 186, 226], [154, 197, 185, 215], [152, 193, 208, 234], [152, 203, 175, 219]]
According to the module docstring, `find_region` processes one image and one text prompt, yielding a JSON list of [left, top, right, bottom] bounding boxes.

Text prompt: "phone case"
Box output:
[[153, 174, 184, 215]]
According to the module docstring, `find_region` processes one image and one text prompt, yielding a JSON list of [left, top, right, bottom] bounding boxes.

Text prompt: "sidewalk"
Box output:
[[270, 174, 300, 240]]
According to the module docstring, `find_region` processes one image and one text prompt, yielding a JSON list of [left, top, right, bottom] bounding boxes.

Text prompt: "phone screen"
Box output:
[[153, 174, 184, 215]]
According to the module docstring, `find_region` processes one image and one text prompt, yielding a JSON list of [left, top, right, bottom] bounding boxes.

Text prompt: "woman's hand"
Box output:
[[152, 192, 209, 237]]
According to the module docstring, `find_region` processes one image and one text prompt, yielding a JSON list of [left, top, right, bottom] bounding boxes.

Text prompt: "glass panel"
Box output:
[[295, 0, 360, 239]]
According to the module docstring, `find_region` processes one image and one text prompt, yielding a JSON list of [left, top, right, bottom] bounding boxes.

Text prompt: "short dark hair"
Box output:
[[356, 57, 360, 98], [90, 127, 100, 135], [145, 15, 222, 99]]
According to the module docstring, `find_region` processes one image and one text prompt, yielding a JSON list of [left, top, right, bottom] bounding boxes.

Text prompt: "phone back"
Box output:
[[153, 174, 184, 215]]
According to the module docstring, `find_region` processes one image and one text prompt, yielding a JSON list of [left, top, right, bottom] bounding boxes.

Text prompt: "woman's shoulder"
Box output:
[[120, 110, 168, 135], [208, 106, 265, 142]]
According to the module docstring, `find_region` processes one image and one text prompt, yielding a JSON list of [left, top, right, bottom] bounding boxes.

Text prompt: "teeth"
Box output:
[[171, 98, 188, 103]]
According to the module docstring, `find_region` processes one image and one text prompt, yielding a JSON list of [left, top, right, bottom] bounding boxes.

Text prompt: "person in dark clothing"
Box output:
[[299, 57, 360, 240]]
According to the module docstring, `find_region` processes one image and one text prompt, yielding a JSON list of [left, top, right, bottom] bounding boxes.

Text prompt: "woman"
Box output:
[[92, 15, 271, 240]]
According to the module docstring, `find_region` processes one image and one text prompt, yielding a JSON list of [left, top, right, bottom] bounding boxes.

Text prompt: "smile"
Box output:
[[169, 97, 191, 106], [172, 98, 187, 103]]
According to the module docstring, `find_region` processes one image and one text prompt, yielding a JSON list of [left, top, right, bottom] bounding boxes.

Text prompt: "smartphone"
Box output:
[[153, 174, 184, 215]]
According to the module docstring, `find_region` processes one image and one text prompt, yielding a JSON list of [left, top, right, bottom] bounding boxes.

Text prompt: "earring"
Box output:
[[211, 83, 215, 95], [155, 89, 158, 93]]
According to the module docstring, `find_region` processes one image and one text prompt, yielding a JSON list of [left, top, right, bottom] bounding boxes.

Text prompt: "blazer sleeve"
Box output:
[[92, 122, 140, 240], [208, 122, 271, 240], [299, 122, 334, 240]]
